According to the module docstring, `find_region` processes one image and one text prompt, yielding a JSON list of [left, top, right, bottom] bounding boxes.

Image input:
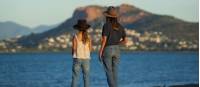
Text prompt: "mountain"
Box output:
[[126, 15, 198, 41], [0, 21, 59, 40], [17, 4, 198, 46], [0, 21, 32, 40], [32, 24, 58, 33]]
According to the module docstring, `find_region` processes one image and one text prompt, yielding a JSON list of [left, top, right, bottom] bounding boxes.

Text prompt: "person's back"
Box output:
[[71, 19, 92, 87], [99, 6, 127, 87], [73, 33, 91, 59]]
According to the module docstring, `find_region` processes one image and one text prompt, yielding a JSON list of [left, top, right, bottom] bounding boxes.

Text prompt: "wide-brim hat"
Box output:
[[103, 6, 118, 18], [73, 19, 90, 31]]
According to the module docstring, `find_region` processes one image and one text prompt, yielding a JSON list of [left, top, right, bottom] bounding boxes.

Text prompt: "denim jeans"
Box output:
[[102, 45, 120, 87], [71, 58, 90, 87]]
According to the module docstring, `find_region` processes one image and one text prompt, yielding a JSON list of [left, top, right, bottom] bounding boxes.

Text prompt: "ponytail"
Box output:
[[106, 17, 121, 30]]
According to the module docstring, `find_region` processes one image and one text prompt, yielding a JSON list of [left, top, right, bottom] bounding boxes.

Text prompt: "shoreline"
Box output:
[[167, 83, 198, 87], [0, 50, 198, 54]]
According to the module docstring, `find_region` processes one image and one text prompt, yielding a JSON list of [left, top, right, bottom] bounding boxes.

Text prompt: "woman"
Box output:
[[99, 6, 127, 87], [71, 19, 92, 87]]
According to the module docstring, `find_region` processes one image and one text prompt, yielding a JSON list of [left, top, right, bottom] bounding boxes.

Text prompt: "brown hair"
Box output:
[[81, 30, 90, 44], [106, 17, 121, 30]]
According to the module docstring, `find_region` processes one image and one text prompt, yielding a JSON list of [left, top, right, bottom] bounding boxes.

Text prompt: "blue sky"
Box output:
[[0, 0, 198, 28]]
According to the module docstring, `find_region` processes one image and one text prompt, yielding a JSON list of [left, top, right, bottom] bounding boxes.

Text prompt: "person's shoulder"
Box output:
[[72, 32, 77, 38], [104, 22, 112, 26], [103, 22, 112, 29], [103, 23, 107, 27]]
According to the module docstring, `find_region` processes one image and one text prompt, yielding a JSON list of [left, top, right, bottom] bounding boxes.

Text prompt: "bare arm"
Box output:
[[99, 36, 107, 58], [72, 36, 77, 56], [119, 28, 127, 45], [119, 37, 127, 45]]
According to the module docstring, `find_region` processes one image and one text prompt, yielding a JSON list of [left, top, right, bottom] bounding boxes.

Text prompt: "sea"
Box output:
[[0, 52, 198, 87]]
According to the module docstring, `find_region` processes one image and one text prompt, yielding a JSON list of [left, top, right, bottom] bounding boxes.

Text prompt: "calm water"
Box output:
[[0, 52, 198, 87]]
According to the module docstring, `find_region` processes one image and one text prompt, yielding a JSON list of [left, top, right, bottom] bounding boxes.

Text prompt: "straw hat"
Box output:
[[103, 6, 118, 18]]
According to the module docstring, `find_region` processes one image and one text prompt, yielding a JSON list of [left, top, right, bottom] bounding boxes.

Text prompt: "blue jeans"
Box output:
[[102, 45, 120, 87], [71, 58, 90, 87]]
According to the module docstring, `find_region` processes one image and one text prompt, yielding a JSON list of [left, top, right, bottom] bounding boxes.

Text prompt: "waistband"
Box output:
[[105, 45, 119, 48]]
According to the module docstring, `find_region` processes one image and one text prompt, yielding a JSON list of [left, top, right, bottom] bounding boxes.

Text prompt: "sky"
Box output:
[[0, 0, 199, 28]]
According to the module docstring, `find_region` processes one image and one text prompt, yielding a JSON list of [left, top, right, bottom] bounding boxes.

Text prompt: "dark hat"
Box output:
[[103, 6, 118, 18], [73, 19, 90, 31]]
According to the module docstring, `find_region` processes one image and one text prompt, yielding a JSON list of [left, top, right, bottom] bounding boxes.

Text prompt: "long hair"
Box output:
[[106, 17, 121, 30], [81, 30, 90, 44]]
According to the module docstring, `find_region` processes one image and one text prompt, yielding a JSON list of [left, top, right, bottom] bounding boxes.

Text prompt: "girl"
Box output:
[[71, 19, 92, 87], [99, 6, 127, 87]]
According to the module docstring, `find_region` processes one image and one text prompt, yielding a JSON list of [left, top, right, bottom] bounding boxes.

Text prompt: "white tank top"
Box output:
[[73, 34, 91, 59]]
